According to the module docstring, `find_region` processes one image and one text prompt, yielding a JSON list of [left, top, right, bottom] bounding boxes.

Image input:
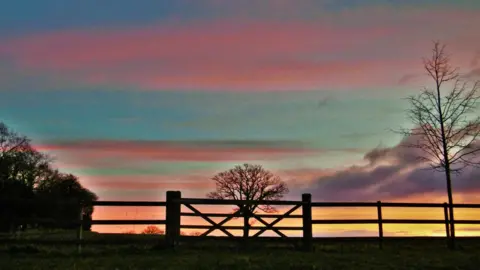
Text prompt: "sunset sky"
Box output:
[[1, 0, 479, 236]]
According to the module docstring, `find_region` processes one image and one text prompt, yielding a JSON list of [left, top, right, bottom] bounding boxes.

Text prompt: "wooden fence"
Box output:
[[2, 191, 480, 252]]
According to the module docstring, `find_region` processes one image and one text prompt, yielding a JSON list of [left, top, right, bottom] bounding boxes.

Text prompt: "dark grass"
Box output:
[[1, 231, 480, 270]]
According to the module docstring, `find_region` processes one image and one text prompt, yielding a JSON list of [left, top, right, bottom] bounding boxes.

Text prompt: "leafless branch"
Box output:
[[397, 41, 480, 173]]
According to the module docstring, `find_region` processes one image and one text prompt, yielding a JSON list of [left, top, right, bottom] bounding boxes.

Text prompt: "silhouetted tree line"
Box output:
[[0, 122, 98, 232]]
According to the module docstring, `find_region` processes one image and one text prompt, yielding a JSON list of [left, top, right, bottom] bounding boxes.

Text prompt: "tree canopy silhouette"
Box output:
[[397, 41, 480, 248], [141, 225, 164, 235], [0, 122, 98, 232], [35, 171, 98, 230], [207, 163, 288, 238]]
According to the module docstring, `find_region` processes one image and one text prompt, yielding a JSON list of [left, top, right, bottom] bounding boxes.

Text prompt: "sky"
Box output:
[[1, 0, 480, 236]]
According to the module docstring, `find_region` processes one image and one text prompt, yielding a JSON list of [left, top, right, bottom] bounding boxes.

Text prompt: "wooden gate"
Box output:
[[164, 191, 312, 249]]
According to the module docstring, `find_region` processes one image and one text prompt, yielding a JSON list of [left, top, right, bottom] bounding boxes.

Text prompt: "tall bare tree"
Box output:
[[399, 41, 480, 247], [207, 163, 288, 238]]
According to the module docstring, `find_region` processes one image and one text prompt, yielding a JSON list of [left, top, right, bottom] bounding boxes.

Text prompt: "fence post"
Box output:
[[377, 201, 383, 250], [166, 191, 181, 248], [302, 193, 312, 252], [443, 202, 450, 248], [77, 204, 83, 254]]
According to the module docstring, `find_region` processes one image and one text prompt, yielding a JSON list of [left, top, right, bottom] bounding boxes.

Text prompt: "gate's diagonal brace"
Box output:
[[252, 204, 301, 237], [251, 213, 287, 238], [184, 204, 235, 237], [237, 205, 287, 238], [186, 205, 242, 237]]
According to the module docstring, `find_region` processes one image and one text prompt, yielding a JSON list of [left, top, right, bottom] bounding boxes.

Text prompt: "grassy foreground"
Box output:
[[1, 231, 480, 270]]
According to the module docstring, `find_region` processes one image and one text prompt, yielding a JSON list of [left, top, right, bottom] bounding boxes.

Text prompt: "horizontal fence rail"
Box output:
[[175, 198, 303, 206], [180, 212, 303, 218], [1, 191, 480, 252], [310, 202, 480, 208], [180, 225, 304, 230], [311, 219, 480, 224], [89, 220, 166, 225], [93, 201, 167, 207]]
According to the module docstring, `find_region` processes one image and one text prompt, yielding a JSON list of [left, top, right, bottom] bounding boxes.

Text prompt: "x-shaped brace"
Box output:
[[236, 205, 286, 238], [184, 204, 241, 237], [252, 204, 301, 237]]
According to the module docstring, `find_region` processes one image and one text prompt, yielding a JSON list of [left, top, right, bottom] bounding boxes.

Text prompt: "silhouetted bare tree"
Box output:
[[398, 41, 480, 248], [141, 225, 164, 235], [207, 163, 288, 238]]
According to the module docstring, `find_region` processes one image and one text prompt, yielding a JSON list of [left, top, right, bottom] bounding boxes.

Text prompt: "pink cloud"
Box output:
[[91, 180, 211, 190], [3, 7, 478, 91], [0, 22, 385, 69], [38, 140, 320, 164], [0, 21, 398, 91], [82, 174, 215, 193]]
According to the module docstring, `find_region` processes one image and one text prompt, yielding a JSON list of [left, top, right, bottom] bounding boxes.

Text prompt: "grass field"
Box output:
[[1, 231, 480, 270]]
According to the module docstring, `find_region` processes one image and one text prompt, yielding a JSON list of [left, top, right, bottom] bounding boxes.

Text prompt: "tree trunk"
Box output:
[[434, 72, 455, 249], [243, 215, 250, 238], [445, 166, 455, 249]]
